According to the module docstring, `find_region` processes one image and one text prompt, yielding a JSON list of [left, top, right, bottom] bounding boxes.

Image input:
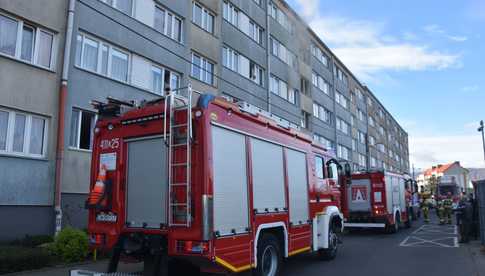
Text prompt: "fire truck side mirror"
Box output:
[[344, 163, 351, 178]]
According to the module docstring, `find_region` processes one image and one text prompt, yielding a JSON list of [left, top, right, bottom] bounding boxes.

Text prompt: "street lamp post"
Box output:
[[479, 120, 485, 162]]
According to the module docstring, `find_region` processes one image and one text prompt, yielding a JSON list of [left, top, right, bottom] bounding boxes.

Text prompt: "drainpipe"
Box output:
[[55, 0, 76, 235], [266, 3, 271, 113]]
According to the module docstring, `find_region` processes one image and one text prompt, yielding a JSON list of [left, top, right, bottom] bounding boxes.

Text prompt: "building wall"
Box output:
[[57, 0, 410, 228], [0, 0, 67, 239]]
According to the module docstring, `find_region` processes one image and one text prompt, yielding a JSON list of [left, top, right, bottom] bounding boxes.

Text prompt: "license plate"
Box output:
[[96, 212, 117, 223]]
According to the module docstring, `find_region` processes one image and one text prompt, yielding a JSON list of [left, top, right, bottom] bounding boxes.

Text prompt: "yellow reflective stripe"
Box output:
[[215, 256, 253, 273], [288, 246, 311, 256]]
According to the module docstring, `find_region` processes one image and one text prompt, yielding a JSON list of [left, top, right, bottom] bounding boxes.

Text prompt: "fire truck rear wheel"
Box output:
[[318, 223, 338, 261], [386, 213, 400, 234], [253, 234, 282, 276]]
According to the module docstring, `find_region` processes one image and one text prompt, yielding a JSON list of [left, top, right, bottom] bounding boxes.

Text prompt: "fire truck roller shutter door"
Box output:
[[212, 126, 250, 236], [250, 138, 286, 213], [385, 175, 393, 214], [126, 137, 167, 228], [286, 149, 309, 226]]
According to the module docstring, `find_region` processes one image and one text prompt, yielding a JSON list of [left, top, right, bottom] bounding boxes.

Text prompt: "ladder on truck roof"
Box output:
[[164, 84, 193, 227]]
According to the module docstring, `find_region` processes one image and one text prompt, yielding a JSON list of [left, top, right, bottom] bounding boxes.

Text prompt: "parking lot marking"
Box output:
[[400, 224, 459, 248]]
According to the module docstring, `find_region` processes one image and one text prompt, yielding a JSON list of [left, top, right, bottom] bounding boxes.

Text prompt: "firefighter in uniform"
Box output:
[[436, 196, 445, 224], [420, 190, 432, 223], [443, 192, 454, 224]]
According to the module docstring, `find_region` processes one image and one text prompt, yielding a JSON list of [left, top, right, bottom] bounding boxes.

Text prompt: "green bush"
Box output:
[[0, 246, 56, 274], [53, 227, 89, 263]]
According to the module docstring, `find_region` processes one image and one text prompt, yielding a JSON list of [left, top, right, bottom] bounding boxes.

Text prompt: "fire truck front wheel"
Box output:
[[318, 223, 338, 261], [253, 234, 282, 276]]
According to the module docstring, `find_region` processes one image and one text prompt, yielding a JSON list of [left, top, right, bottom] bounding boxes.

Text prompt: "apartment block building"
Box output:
[[0, 0, 410, 236], [0, 0, 67, 240]]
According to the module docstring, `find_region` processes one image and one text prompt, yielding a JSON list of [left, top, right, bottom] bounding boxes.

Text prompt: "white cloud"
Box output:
[[423, 24, 445, 34], [462, 85, 479, 92], [410, 135, 485, 169], [291, 3, 461, 82], [424, 24, 468, 42], [448, 35, 468, 42]]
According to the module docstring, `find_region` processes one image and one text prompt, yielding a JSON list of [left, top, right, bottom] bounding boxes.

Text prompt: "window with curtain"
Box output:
[[0, 111, 8, 151], [0, 109, 47, 157], [0, 14, 55, 69]]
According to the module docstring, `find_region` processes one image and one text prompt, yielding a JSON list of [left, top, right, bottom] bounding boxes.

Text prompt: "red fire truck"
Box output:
[[342, 171, 412, 233], [84, 88, 347, 275]]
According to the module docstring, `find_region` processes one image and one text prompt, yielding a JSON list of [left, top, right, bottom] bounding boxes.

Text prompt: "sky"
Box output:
[[287, 0, 485, 170]]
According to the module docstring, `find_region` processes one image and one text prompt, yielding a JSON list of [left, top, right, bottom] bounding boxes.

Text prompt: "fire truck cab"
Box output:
[[342, 171, 412, 233], [84, 89, 347, 276]]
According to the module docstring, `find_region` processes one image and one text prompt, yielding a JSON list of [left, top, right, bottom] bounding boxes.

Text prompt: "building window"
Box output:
[[191, 52, 215, 85], [313, 134, 334, 150], [334, 66, 348, 85], [70, 109, 96, 150], [357, 109, 366, 121], [369, 116, 375, 127], [358, 131, 366, 144], [0, 108, 47, 157], [223, 1, 238, 26], [311, 44, 328, 67], [100, 0, 133, 15], [76, 33, 129, 82], [154, 6, 183, 42], [336, 118, 350, 135], [270, 36, 296, 67], [270, 75, 294, 103], [249, 21, 264, 44], [300, 77, 310, 95], [268, 1, 293, 33], [151, 65, 180, 95], [367, 97, 373, 107], [369, 135, 375, 146], [312, 72, 330, 94], [370, 156, 377, 167], [337, 144, 350, 160], [0, 14, 56, 69], [300, 111, 310, 129], [223, 46, 264, 86], [312, 103, 331, 124], [358, 153, 366, 167], [335, 92, 348, 109], [224, 1, 264, 45], [192, 2, 214, 33], [351, 139, 357, 151]]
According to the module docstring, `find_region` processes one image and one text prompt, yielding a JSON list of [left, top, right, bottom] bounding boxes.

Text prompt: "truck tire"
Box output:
[[386, 213, 400, 234], [143, 253, 168, 276], [253, 234, 282, 276], [318, 223, 338, 261]]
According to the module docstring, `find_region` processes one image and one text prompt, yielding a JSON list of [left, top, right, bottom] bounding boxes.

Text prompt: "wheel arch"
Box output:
[[253, 222, 288, 268]]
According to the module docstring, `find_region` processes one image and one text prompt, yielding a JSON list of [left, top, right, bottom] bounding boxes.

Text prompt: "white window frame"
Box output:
[[336, 118, 349, 135], [0, 108, 48, 158], [100, 0, 134, 16], [312, 103, 331, 124], [0, 12, 57, 70], [191, 52, 215, 85], [336, 92, 348, 109], [69, 108, 97, 151], [153, 5, 184, 43], [192, 1, 215, 34], [76, 33, 131, 83], [270, 75, 294, 104]]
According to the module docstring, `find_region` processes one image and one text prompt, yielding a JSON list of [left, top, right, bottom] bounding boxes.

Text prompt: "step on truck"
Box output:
[[342, 171, 412, 233], [83, 87, 348, 276]]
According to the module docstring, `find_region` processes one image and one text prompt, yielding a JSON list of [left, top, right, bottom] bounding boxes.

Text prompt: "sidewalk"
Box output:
[[465, 240, 485, 276], [4, 260, 142, 276]]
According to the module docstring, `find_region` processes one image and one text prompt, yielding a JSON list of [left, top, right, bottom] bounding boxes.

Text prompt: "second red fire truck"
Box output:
[[341, 171, 412, 233], [84, 88, 349, 276]]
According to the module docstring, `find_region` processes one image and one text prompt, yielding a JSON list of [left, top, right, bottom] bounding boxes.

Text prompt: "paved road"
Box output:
[[271, 215, 482, 276], [12, 215, 483, 276]]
